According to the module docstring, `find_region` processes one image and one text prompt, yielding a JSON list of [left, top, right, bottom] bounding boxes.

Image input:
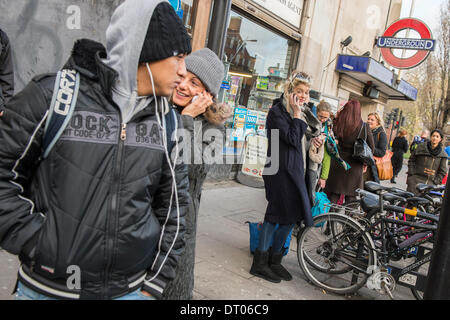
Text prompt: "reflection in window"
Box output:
[[221, 11, 298, 111], [181, 0, 195, 36]]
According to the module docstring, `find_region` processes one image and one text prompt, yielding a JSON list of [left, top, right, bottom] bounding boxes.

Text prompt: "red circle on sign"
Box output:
[[380, 18, 432, 69]]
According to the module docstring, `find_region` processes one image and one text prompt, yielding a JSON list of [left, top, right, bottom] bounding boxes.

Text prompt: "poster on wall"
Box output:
[[244, 109, 259, 137], [256, 111, 267, 136], [241, 135, 269, 179], [231, 107, 248, 141]]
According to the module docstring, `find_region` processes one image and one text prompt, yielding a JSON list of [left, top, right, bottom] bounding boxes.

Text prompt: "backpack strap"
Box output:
[[42, 69, 80, 158]]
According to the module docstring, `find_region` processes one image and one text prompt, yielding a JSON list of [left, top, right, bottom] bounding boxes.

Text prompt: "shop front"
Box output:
[[220, 1, 304, 155], [168, 0, 306, 179]]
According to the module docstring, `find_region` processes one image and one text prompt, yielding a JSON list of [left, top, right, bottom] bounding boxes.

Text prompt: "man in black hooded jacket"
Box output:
[[0, 0, 191, 300], [0, 28, 14, 115]]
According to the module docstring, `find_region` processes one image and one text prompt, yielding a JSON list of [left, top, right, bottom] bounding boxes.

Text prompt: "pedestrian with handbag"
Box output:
[[324, 100, 375, 204], [316, 100, 332, 190], [391, 129, 409, 184], [364, 112, 387, 183]]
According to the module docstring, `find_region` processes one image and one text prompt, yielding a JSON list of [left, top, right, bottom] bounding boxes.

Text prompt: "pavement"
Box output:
[[0, 163, 415, 300]]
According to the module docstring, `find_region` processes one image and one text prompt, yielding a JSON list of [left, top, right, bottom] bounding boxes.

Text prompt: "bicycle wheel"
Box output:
[[297, 213, 376, 295]]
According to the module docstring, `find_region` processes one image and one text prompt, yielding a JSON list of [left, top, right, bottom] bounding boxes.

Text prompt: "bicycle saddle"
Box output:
[[416, 183, 434, 193], [388, 187, 415, 199], [360, 195, 380, 214], [383, 192, 407, 203], [406, 197, 431, 206], [364, 181, 389, 193]]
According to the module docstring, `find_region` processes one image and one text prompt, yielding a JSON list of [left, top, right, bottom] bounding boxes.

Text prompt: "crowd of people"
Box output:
[[0, 0, 448, 300]]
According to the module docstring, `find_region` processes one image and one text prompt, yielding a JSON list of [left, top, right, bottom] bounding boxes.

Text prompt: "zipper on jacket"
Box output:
[[103, 118, 126, 299], [120, 123, 127, 141], [425, 158, 435, 185]]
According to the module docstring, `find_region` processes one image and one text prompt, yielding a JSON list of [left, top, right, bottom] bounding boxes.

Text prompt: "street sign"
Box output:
[[377, 18, 435, 69]]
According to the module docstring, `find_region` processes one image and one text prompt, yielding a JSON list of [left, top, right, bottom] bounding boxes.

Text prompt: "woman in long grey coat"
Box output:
[[324, 100, 375, 203], [163, 48, 232, 299], [250, 71, 315, 284]]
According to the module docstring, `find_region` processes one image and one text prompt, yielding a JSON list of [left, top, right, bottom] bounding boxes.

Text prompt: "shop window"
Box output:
[[220, 10, 299, 155], [180, 0, 195, 37], [220, 11, 298, 112]]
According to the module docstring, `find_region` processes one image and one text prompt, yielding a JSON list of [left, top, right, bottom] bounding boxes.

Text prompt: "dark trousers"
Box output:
[[391, 152, 404, 177]]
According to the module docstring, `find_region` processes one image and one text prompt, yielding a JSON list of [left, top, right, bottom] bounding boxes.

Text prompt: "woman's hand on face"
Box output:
[[181, 91, 213, 118], [289, 93, 303, 118]]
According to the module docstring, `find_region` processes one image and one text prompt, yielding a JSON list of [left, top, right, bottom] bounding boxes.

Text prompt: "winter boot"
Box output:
[[269, 248, 293, 281], [250, 249, 281, 283]]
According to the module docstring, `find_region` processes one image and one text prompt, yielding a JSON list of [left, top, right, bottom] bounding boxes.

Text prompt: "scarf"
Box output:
[[427, 141, 442, 157]]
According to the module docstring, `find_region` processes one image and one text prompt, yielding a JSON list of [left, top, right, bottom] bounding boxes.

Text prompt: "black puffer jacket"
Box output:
[[0, 28, 14, 108], [0, 39, 189, 299]]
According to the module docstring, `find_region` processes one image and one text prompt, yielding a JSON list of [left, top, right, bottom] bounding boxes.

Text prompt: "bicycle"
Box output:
[[297, 185, 439, 299]]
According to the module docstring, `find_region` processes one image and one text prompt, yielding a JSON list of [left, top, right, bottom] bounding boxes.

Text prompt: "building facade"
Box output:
[[1, 0, 420, 179]]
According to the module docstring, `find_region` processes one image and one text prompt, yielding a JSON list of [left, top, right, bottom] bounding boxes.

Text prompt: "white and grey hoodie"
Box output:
[[102, 0, 170, 124]]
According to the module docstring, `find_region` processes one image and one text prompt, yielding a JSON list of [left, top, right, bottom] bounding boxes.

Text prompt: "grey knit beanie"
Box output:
[[185, 48, 224, 97]]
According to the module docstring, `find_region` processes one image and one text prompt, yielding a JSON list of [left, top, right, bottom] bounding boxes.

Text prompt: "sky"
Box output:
[[400, 0, 446, 34]]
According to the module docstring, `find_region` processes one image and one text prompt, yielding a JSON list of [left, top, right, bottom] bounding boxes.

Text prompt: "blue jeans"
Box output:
[[258, 222, 294, 252], [15, 282, 155, 300]]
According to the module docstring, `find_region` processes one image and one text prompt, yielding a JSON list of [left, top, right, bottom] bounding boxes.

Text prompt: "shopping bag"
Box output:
[[311, 192, 331, 227], [246, 222, 292, 256], [374, 150, 393, 180]]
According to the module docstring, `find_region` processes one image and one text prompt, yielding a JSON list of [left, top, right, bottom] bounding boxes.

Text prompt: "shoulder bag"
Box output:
[[352, 122, 375, 166]]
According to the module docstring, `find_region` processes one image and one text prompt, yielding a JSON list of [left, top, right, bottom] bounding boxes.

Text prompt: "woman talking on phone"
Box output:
[[249, 71, 315, 283], [163, 48, 232, 299]]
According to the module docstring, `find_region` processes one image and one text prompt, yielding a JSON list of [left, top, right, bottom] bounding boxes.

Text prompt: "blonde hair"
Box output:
[[368, 112, 383, 128], [283, 70, 312, 112]]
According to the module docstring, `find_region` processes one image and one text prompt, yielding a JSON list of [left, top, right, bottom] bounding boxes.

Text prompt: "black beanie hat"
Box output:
[[139, 2, 192, 63]]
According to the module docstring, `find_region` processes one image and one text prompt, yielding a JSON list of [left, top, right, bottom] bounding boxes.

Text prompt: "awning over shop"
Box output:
[[335, 55, 418, 101]]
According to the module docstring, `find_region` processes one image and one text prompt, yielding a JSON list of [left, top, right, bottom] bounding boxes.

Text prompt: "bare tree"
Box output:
[[394, 0, 450, 135], [437, 0, 450, 130]]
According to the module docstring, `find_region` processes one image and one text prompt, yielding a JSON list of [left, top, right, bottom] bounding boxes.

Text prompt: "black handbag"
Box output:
[[352, 123, 375, 166]]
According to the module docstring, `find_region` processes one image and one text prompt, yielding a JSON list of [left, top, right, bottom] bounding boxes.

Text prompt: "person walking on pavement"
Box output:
[[410, 129, 430, 153], [163, 48, 232, 300], [0, 0, 192, 300], [406, 129, 448, 193], [324, 100, 375, 204], [316, 101, 332, 190], [250, 71, 314, 283], [0, 27, 14, 116], [364, 112, 387, 183], [390, 129, 409, 184]]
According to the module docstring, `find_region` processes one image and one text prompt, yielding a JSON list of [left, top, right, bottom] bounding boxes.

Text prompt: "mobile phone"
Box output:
[[192, 95, 199, 103]]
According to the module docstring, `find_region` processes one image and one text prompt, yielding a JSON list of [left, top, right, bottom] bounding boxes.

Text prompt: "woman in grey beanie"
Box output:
[[163, 48, 232, 300]]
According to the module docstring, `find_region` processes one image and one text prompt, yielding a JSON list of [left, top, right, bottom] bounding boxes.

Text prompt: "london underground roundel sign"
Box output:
[[377, 18, 435, 69]]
